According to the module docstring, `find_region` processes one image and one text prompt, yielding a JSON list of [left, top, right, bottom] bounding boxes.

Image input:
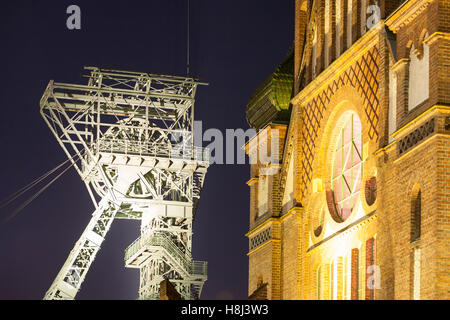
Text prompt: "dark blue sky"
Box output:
[[0, 0, 293, 299]]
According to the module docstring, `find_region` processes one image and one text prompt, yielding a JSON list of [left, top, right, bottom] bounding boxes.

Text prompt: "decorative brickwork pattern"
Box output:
[[301, 46, 380, 199], [250, 227, 272, 251], [398, 118, 435, 155]]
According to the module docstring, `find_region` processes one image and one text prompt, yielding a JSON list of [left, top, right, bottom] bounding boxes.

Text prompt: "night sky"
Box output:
[[0, 1, 293, 299]]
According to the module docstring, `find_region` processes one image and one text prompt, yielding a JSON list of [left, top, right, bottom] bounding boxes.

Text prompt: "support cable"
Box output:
[[1, 152, 82, 224], [0, 157, 73, 209]]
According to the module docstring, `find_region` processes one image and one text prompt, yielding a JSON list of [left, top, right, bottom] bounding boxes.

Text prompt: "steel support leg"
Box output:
[[44, 198, 119, 300]]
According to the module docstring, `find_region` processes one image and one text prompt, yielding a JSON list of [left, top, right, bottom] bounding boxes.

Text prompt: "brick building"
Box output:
[[244, 0, 450, 300]]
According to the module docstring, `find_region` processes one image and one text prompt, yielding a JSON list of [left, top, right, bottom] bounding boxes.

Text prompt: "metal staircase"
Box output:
[[125, 231, 207, 299]]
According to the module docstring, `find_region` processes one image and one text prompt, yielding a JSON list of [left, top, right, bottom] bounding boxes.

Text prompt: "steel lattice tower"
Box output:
[[40, 67, 209, 300]]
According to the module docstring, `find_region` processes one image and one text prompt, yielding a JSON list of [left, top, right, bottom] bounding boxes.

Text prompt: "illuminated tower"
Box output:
[[40, 67, 209, 300]]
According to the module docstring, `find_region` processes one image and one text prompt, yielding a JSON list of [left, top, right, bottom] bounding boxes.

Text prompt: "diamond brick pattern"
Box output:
[[250, 227, 272, 251], [398, 118, 435, 155], [301, 46, 380, 200]]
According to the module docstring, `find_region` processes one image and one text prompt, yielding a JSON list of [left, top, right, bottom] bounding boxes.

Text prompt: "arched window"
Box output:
[[360, 0, 367, 36], [351, 248, 359, 300], [325, 0, 330, 67], [410, 185, 422, 298], [317, 264, 330, 300], [347, 0, 353, 48], [312, 26, 318, 78], [411, 189, 421, 242], [317, 265, 322, 299], [365, 237, 376, 300], [331, 257, 344, 300], [327, 113, 363, 222], [336, 0, 342, 56]]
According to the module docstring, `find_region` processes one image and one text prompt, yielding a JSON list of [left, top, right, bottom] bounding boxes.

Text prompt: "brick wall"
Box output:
[[246, 0, 449, 301], [248, 241, 273, 299], [281, 211, 300, 299]]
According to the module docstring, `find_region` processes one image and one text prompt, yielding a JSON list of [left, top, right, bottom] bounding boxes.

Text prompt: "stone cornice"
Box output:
[[244, 123, 288, 155], [391, 105, 450, 139], [245, 217, 278, 238], [385, 0, 435, 34], [391, 57, 410, 72], [279, 205, 303, 222], [424, 32, 450, 45], [246, 177, 258, 186], [374, 105, 450, 157], [307, 211, 377, 253], [246, 205, 303, 239]]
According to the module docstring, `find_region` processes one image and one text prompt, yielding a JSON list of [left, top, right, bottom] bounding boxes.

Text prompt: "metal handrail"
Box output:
[[124, 232, 207, 277], [191, 261, 208, 277], [96, 138, 209, 162]]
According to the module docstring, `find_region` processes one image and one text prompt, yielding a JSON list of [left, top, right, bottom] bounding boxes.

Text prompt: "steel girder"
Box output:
[[44, 197, 119, 300]]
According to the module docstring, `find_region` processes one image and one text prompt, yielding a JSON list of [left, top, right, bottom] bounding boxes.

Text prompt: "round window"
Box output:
[[328, 113, 363, 222]]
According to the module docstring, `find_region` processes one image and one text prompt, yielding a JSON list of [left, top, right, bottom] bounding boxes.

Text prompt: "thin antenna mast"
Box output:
[[187, 0, 190, 75]]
